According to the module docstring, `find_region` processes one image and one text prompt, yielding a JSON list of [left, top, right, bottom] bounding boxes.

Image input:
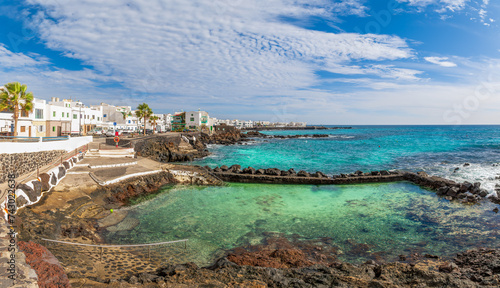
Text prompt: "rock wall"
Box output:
[[0, 150, 66, 184], [1, 153, 84, 215]]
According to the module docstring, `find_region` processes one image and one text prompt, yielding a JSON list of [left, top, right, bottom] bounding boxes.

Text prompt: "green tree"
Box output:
[[149, 115, 159, 133], [135, 103, 152, 135], [0, 82, 34, 137]]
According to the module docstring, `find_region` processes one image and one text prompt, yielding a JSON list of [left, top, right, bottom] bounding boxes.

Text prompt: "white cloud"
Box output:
[[397, 0, 470, 12], [0, 44, 48, 68], [424, 56, 457, 67], [22, 0, 414, 101]]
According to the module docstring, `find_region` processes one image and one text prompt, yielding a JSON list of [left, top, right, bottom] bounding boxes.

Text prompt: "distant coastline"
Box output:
[[242, 126, 352, 131]]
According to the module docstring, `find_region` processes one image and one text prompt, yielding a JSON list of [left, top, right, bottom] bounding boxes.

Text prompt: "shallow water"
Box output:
[[104, 182, 500, 266]]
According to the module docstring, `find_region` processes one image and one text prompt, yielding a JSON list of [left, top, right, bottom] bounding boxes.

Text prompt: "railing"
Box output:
[[0, 135, 70, 142], [41, 238, 188, 261]]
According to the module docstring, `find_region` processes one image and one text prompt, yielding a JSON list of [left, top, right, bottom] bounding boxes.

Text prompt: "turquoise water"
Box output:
[[105, 182, 500, 266], [104, 125, 500, 266], [195, 125, 500, 194]]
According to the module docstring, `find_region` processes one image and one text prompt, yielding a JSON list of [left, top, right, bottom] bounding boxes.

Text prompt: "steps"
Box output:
[[85, 148, 135, 158]]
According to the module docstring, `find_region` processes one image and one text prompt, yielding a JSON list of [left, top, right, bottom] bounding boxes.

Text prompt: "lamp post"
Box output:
[[78, 101, 82, 136]]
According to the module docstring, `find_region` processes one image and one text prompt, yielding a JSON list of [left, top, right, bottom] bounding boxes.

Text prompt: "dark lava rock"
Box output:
[[354, 170, 364, 176], [297, 170, 310, 177], [203, 166, 213, 172], [437, 186, 449, 196], [229, 164, 242, 173], [478, 189, 488, 197], [242, 167, 256, 174], [493, 207, 499, 213], [31, 180, 42, 197], [220, 165, 229, 172], [58, 166, 66, 179], [50, 172, 57, 185], [438, 262, 458, 273], [213, 167, 221, 173], [256, 169, 265, 175], [39, 173, 51, 191], [16, 195, 28, 207], [17, 183, 37, 202], [446, 187, 459, 197], [265, 168, 281, 176], [463, 163, 471, 167], [62, 161, 71, 169], [371, 171, 380, 176], [280, 170, 290, 176], [380, 170, 390, 175], [288, 168, 297, 176]]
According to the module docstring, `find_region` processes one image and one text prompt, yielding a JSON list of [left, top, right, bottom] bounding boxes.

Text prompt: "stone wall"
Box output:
[[0, 150, 66, 184]]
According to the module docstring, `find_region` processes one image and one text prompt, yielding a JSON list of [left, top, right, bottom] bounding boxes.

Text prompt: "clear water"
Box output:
[[195, 125, 500, 195], [105, 182, 500, 266]]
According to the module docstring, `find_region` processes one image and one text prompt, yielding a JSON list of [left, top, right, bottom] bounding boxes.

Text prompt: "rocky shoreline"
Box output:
[[116, 248, 500, 287]]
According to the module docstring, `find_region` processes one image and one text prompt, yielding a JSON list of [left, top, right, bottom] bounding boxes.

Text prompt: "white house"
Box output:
[[185, 110, 214, 132]]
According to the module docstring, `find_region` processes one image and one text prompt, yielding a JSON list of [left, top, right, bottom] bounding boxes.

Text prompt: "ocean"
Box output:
[[195, 125, 500, 195], [104, 125, 500, 265]]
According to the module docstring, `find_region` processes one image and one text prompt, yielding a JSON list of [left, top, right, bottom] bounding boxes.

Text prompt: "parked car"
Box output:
[[87, 129, 103, 136], [137, 129, 153, 135], [105, 130, 123, 137]]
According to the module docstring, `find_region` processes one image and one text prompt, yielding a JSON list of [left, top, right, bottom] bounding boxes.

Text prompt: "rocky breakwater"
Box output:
[[206, 166, 500, 207], [245, 131, 330, 139], [206, 165, 405, 185], [404, 171, 500, 206]]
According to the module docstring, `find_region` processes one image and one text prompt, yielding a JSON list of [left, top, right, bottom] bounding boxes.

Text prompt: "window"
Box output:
[[67, 113, 69, 118], [128, 120, 131, 123], [97, 117, 100, 121], [52, 126, 56, 132], [103, 114, 107, 117], [35, 109, 43, 119], [92, 115, 95, 120], [53, 111, 56, 117], [73, 114, 77, 119], [61, 112, 64, 117], [21, 110, 28, 117], [39, 125, 44, 132], [20, 126, 26, 132], [190, 118, 195, 121]]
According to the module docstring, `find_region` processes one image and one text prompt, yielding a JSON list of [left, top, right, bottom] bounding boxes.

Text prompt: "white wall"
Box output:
[[0, 136, 93, 154]]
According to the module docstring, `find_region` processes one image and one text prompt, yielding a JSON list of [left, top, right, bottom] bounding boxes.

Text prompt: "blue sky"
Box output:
[[0, 0, 499, 124]]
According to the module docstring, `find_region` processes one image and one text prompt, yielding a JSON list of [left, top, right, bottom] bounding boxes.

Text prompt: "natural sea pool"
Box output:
[[104, 182, 500, 266]]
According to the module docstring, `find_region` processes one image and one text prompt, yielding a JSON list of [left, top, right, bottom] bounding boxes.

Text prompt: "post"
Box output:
[[148, 246, 150, 260]]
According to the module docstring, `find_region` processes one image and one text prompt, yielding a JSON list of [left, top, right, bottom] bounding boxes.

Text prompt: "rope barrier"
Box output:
[[41, 238, 188, 248]]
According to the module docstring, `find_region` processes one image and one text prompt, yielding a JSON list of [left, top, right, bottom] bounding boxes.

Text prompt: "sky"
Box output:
[[0, 0, 499, 124]]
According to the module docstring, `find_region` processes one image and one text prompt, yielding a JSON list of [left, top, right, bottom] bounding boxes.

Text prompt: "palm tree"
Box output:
[[149, 115, 159, 133], [0, 82, 34, 137], [135, 103, 152, 135]]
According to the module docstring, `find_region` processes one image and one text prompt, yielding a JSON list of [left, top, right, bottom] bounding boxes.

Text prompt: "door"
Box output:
[[29, 126, 31, 137], [57, 126, 62, 136]]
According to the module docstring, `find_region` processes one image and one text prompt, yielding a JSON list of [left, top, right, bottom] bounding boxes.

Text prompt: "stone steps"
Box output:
[[85, 148, 135, 158]]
